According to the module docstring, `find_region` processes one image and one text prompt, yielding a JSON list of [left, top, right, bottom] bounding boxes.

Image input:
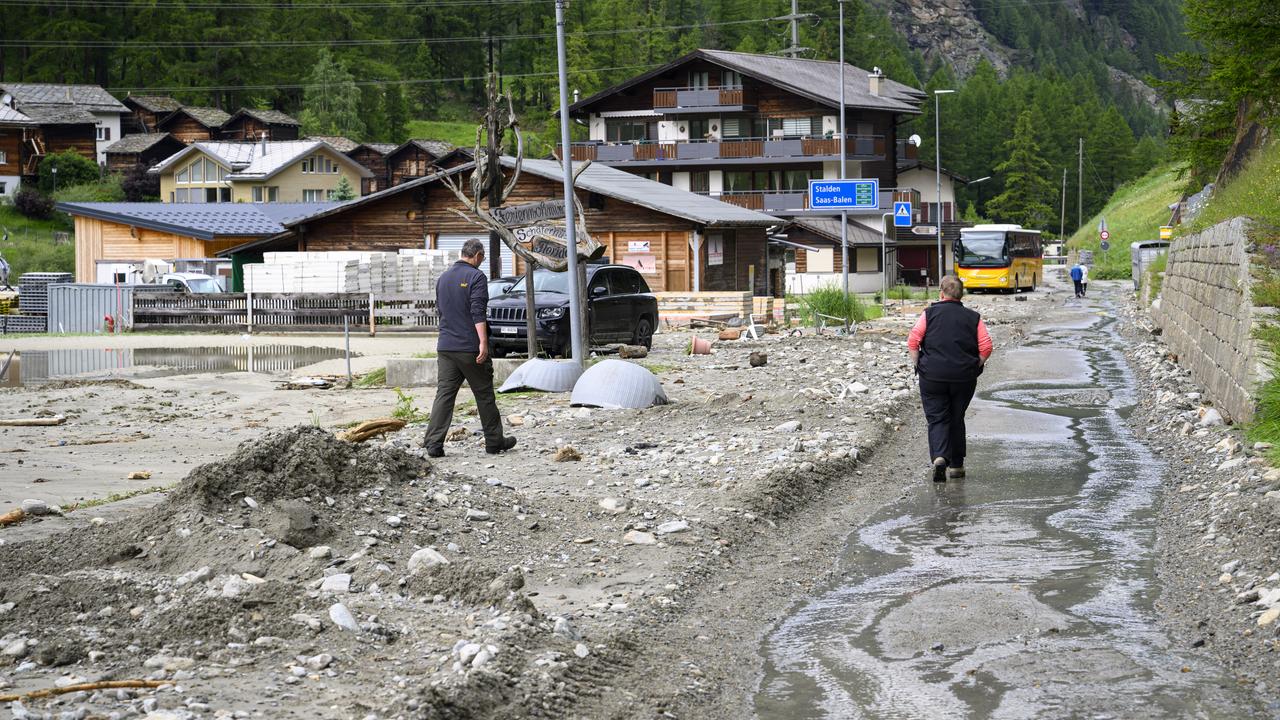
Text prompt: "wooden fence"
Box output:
[[131, 292, 438, 333]]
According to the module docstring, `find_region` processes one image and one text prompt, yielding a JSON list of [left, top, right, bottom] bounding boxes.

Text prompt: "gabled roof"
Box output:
[[122, 95, 182, 114], [791, 217, 888, 245], [18, 104, 97, 125], [0, 105, 35, 126], [569, 49, 923, 116], [305, 135, 358, 153], [226, 108, 300, 127], [0, 83, 127, 114], [157, 106, 232, 130], [54, 202, 340, 241], [104, 133, 183, 155], [348, 142, 398, 156], [388, 138, 456, 161], [896, 160, 970, 184], [148, 140, 373, 180]]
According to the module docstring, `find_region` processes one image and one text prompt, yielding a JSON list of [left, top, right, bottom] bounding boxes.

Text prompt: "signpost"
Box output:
[[1159, 226, 1173, 240], [912, 225, 937, 236], [893, 201, 912, 228], [808, 179, 879, 210]]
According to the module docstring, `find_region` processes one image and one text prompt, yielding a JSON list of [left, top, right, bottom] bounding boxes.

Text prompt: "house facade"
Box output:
[[104, 133, 187, 175], [385, 139, 458, 187], [155, 107, 232, 144], [150, 140, 372, 203], [565, 50, 924, 218], [220, 109, 301, 141], [121, 95, 183, 134], [346, 142, 398, 195], [0, 83, 127, 164]]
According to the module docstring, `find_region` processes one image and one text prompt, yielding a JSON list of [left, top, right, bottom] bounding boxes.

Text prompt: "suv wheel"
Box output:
[[490, 345, 508, 359], [633, 316, 654, 348]]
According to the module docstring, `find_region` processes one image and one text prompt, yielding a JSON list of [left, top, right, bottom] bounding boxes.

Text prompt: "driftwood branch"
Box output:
[[0, 508, 25, 527], [0, 679, 167, 703], [0, 415, 66, 427], [337, 418, 407, 443]]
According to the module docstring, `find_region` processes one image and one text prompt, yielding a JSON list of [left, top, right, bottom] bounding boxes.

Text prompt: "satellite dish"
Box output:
[[908, 134, 922, 147]]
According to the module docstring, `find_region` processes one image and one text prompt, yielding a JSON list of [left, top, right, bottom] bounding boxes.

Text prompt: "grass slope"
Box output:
[[1185, 142, 1280, 245], [404, 120, 480, 148], [1066, 163, 1185, 279], [0, 204, 75, 277]]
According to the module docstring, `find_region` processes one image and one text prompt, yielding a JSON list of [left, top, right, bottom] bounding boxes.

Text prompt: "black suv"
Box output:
[[486, 264, 659, 358]]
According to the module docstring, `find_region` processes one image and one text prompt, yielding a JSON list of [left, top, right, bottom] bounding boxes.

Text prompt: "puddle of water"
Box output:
[[756, 291, 1270, 719], [0, 346, 351, 387]]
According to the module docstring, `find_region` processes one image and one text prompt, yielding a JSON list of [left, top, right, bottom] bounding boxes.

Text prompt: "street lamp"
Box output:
[[837, 0, 849, 295], [966, 175, 991, 217], [51, 165, 58, 194], [933, 89, 954, 284], [554, 0, 585, 365]]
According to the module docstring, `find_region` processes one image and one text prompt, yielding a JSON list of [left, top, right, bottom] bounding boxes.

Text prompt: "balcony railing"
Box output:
[[556, 134, 885, 164], [653, 85, 756, 111], [697, 189, 899, 214]]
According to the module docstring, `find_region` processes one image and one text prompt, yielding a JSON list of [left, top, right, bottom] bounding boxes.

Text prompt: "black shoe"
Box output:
[[932, 457, 947, 482], [422, 439, 444, 457], [486, 436, 517, 454]]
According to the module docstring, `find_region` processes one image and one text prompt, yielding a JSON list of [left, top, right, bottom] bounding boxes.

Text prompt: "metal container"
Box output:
[[1130, 241, 1170, 291], [46, 283, 149, 334]]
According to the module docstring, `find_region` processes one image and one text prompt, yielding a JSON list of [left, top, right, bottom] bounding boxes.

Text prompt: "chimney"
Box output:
[[869, 67, 883, 96], [260, 131, 267, 155]]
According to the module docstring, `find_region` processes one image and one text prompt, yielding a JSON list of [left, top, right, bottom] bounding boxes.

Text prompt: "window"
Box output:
[[610, 269, 644, 294], [724, 171, 752, 193], [329, 158, 338, 174], [220, 187, 230, 202], [605, 120, 649, 142], [721, 117, 742, 138], [690, 171, 710, 193], [782, 117, 811, 136], [782, 169, 819, 191], [177, 167, 189, 183], [96, 126, 111, 141], [0, 150, 7, 164], [303, 189, 324, 201], [205, 188, 219, 202], [0, 181, 6, 195], [175, 188, 189, 202], [688, 118, 711, 139], [190, 160, 203, 183], [721, 70, 742, 88], [688, 71, 710, 89], [252, 186, 278, 202], [855, 247, 881, 273]]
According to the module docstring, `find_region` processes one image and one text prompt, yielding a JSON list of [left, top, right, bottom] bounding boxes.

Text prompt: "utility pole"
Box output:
[[1060, 168, 1067, 239], [778, 0, 814, 57], [555, 0, 585, 365], [837, 0, 848, 294], [1077, 137, 1083, 231]]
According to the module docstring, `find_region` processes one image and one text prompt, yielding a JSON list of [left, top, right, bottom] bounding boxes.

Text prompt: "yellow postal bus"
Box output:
[[954, 224, 1043, 292]]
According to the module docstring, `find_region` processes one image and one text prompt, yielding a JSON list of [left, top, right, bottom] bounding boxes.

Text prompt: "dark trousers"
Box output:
[[919, 376, 977, 467], [1081, 282, 1088, 297], [1072, 279, 1083, 297], [423, 351, 505, 450]]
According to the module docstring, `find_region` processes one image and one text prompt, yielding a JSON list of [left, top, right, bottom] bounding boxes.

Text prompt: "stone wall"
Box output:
[[1152, 217, 1272, 422]]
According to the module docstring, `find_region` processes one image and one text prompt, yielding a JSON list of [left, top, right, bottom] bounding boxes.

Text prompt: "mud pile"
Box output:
[[170, 425, 431, 506]]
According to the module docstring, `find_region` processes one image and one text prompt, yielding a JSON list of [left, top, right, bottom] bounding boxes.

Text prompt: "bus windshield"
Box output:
[[957, 232, 1009, 267]]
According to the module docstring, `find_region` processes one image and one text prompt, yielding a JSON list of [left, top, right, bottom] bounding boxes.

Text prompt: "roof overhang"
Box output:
[[55, 202, 274, 242]]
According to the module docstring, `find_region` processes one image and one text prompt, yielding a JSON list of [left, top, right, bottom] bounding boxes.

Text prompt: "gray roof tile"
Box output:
[[123, 95, 182, 113], [392, 139, 455, 159], [19, 104, 97, 125], [0, 105, 35, 125], [0, 82, 127, 114], [160, 106, 232, 129], [104, 133, 176, 154], [149, 140, 372, 180], [54, 201, 341, 240], [304, 135, 358, 153], [232, 108, 300, 126]]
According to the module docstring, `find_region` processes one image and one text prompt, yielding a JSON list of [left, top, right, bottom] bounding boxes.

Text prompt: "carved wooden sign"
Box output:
[[440, 79, 603, 272]]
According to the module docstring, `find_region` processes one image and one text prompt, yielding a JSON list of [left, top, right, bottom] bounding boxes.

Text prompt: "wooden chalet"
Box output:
[[156, 107, 232, 144], [219, 157, 782, 295], [103, 133, 187, 175], [345, 142, 398, 195], [220, 108, 301, 141], [385, 139, 456, 187], [121, 95, 182, 134], [0, 103, 95, 198], [1, 82, 126, 166]]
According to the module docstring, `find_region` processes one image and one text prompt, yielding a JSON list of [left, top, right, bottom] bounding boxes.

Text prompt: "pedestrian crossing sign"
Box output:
[[893, 201, 912, 227]]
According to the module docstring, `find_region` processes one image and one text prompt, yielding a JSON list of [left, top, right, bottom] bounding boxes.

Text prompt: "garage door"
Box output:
[[435, 234, 515, 278]]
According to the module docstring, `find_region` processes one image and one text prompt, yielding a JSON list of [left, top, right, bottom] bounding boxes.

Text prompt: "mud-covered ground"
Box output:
[[11, 279, 1270, 720]]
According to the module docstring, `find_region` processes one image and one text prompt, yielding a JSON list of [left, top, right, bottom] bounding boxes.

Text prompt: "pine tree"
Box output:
[[332, 176, 356, 201], [299, 49, 367, 139], [986, 111, 1057, 229]]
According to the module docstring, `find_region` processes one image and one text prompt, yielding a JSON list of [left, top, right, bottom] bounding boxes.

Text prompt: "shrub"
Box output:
[[797, 286, 869, 327], [38, 150, 100, 194], [121, 164, 160, 202], [13, 188, 54, 219], [54, 175, 125, 204]]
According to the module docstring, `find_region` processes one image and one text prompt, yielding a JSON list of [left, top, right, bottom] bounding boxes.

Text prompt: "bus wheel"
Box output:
[[1031, 273, 1037, 291], [1013, 274, 1020, 293]]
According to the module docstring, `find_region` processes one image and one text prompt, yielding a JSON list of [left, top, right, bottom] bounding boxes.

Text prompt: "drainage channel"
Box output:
[[755, 287, 1268, 718]]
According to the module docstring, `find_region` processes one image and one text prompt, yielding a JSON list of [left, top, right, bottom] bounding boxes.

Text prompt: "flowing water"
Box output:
[[756, 289, 1271, 719], [0, 345, 350, 387]]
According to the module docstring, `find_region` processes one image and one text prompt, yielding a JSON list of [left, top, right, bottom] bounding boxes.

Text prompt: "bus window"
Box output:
[[957, 231, 1007, 267]]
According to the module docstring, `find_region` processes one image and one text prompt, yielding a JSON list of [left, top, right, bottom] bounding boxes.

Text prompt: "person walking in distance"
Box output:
[[1069, 260, 1084, 298], [422, 238, 516, 457], [907, 275, 993, 481], [1080, 263, 1089, 298]]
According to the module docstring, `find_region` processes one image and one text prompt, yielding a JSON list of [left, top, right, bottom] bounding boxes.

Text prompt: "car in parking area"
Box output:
[[485, 264, 658, 358], [487, 275, 520, 299]]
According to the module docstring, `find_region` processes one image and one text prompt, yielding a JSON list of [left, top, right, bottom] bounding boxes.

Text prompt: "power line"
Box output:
[[0, 0, 548, 9], [0, 16, 774, 49], [107, 61, 665, 93]]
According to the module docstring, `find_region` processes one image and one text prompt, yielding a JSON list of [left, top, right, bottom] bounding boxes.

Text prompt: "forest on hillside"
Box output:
[[0, 0, 1194, 235]]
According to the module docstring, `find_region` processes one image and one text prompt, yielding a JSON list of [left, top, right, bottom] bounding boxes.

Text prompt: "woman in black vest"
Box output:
[[907, 275, 994, 481]]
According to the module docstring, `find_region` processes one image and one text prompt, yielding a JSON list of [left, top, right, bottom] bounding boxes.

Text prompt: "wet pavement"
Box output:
[[756, 285, 1272, 718]]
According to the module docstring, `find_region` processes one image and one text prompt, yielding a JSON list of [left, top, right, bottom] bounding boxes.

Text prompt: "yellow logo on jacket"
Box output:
[[460, 282, 468, 287]]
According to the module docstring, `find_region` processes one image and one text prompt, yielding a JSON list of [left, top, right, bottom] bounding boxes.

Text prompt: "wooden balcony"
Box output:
[[652, 85, 757, 113], [557, 134, 885, 166]]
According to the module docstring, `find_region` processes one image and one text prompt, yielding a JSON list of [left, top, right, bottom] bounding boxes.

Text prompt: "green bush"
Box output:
[[12, 188, 53, 219], [797, 286, 869, 327], [54, 175, 125, 204], [38, 150, 100, 195]]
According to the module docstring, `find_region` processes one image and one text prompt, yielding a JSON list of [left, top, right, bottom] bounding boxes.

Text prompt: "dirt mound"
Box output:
[[171, 425, 430, 506]]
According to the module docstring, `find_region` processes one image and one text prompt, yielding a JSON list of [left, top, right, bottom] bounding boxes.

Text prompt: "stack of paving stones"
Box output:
[[4, 271, 72, 333]]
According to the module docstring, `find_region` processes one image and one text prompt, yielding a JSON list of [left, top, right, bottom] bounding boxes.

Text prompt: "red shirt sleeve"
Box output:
[[907, 311, 927, 351], [977, 319, 993, 358]]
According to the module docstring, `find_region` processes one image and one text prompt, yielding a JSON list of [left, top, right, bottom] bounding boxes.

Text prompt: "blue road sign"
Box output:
[[808, 179, 879, 210], [893, 201, 912, 227]]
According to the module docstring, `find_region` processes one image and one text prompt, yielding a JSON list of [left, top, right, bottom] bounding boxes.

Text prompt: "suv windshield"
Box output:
[[956, 232, 1009, 267], [508, 270, 572, 294], [185, 277, 221, 293]]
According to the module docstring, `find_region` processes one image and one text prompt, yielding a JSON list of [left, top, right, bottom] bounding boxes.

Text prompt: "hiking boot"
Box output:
[[486, 436, 517, 454], [932, 457, 947, 483], [423, 443, 444, 458], [946, 466, 966, 479]]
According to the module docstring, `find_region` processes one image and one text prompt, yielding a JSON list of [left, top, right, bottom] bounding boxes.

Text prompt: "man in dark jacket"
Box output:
[[422, 238, 516, 457], [907, 275, 993, 481]]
